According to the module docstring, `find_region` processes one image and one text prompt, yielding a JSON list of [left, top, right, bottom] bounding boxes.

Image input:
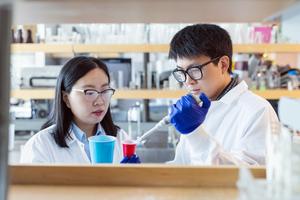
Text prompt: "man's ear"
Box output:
[[219, 56, 230, 74], [62, 91, 71, 108]]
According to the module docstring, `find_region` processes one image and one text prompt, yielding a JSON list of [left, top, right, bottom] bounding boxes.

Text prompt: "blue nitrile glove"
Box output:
[[169, 93, 211, 134], [120, 154, 141, 164]]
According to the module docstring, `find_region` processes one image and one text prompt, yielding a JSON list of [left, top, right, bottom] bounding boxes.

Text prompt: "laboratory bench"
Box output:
[[8, 165, 266, 200], [9, 128, 176, 164], [9, 144, 175, 165]]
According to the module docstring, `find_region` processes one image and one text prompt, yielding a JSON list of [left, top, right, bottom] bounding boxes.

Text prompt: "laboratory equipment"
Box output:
[[238, 97, 300, 200], [20, 66, 61, 88], [127, 102, 142, 140], [136, 115, 170, 144], [136, 94, 202, 144], [122, 139, 137, 157], [89, 135, 116, 164], [101, 58, 131, 88]]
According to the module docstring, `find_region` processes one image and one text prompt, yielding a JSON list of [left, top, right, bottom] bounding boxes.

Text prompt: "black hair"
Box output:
[[41, 56, 119, 148], [169, 24, 232, 73]]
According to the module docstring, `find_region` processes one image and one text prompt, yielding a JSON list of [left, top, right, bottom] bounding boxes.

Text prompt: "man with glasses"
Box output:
[[168, 24, 278, 165]]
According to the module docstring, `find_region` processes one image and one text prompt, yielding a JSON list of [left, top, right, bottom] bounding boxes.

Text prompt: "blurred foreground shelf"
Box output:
[[8, 165, 265, 200]]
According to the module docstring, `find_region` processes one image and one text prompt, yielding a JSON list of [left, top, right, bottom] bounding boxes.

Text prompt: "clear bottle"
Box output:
[[291, 75, 299, 90], [267, 122, 300, 199], [266, 121, 282, 199], [256, 69, 267, 90], [127, 102, 142, 140], [267, 65, 280, 89], [289, 135, 300, 198]]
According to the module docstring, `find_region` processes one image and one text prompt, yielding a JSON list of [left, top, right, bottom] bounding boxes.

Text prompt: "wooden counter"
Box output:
[[8, 164, 265, 200]]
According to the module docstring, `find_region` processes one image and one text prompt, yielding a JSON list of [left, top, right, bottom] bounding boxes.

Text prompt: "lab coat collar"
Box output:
[[66, 123, 105, 146], [72, 123, 87, 142], [215, 80, 248, 105]]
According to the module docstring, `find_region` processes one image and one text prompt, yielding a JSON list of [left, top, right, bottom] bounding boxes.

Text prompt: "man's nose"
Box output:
[[186, 74, 197, 85]]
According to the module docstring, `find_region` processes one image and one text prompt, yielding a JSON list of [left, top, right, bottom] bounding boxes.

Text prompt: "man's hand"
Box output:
[[169, 93, 211, 134]]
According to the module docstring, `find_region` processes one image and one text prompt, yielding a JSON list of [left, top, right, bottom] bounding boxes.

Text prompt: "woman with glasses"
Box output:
[[167, 24, 279, 165], [20, 56, 139, 164]]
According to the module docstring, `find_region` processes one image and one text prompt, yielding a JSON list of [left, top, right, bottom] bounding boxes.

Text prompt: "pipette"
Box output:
[[136, 93, 202, 144], [136, 115, 170, 144]]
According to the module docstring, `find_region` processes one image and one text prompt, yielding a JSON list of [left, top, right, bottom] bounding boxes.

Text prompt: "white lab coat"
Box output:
[[20, 124, 129, 164], [170, 81, 279, 166]]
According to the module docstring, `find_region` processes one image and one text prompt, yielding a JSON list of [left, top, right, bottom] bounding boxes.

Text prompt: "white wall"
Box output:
[[281, 3, 300, 43]]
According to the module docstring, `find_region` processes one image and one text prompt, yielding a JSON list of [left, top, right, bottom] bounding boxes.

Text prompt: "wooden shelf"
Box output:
[[9, 165, 265, 200], [10, 165, 265, 187], [233, 44, 300, 53], [253, 89, 300, 99], [11, 44, 72, 53], [11, 44, 169, 53], [11, 44, 300, 54], [10, 89, 300, 100], [11, 89, 55, 100]]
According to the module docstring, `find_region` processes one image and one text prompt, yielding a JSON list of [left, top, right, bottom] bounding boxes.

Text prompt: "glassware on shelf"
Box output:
[[266, 65, 280, 89], [287, 71, 299, 91], [254, 66, 268, 90], [239, 119, 300, 200], [127, 102, 142, 140], [33, 22, 283, 45]]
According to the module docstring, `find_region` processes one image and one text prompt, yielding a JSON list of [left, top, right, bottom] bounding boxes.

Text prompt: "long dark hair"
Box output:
[[41, 56, 119, 148]]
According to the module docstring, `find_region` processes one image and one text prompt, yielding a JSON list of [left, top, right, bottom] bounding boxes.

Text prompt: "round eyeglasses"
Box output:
[[172, 57, 220, 83], [72, 88, 115, 102]]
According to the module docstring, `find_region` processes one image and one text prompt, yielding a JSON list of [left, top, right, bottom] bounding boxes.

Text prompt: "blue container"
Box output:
[[89, 135, 116, 164]]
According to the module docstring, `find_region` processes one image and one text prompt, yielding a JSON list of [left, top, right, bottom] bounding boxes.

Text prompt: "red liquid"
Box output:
[[122, 140, 137, 157]]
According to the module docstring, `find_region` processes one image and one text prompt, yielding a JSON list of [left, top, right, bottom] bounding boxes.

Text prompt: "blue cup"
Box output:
[[89, 135, 116, 164]]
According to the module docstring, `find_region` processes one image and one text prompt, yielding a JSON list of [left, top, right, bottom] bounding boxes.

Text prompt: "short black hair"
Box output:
[[41, 56, 119, 148], [169, 24, 232, 73]]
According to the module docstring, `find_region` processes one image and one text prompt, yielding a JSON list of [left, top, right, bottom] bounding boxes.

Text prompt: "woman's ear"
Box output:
[[62, 91, 71, 108], [219, 56, 230, 74]]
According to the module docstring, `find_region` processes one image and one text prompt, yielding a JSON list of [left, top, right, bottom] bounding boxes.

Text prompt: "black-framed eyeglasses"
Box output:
[[73, 88, 115, 102], [172, 57, 221, 83]]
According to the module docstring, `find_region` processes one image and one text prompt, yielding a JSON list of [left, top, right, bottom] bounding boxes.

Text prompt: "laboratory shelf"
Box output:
[[11, 44, 168, 53], [11, 44, 300, 53], [10, 88, 300, 100], [253, 89, 300, 99]]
